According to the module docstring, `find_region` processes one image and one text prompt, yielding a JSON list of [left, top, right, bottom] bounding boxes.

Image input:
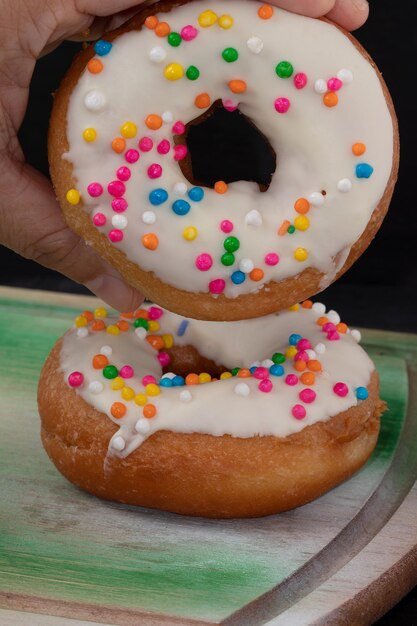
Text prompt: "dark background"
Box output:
[[1, 0, 416, 622]]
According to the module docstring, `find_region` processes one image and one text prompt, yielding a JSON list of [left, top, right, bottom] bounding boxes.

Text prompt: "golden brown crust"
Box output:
[[48, 2, 399, 321], [38, 339, 383, 518]]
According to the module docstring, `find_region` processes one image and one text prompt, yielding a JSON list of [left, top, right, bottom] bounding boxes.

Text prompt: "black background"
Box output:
[[1, 0, 416, 622]]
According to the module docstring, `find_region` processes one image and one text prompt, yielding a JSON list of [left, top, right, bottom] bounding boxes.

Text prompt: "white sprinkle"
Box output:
[[314, 343, 326, 355], [337, 68, 353, 84], [314, 79, 327, 94], [239, 258, 255, 273], [76, 327, 88, 338], [234, 383, 250, 397], [305, 349, 316, 360], [180, 390, 192, 403], [89, 381, 104, 394], [112, 436, 126, 451], [100, 345, 113, 357], [262, 359, 274, 368], [149, 46, 166, 63], [312, 302, 326, 315], [309, 192, 325, 207], [84, 89, 106, 111], [173, 182, 188, 195], [142, 210, 156, 224], [162, 111, 173, 123], [135, 327, 147, 340], [337, 178, 352, 193], [250, 361, 261, 368], [161, 372, 176, 379], [351, 329, 362, 342], [111, 214, 128, 229], [327, 310, 341, 324], [245, 209, 262, 226], [247, 36, 263, 54], [135, 418, 151, 434]]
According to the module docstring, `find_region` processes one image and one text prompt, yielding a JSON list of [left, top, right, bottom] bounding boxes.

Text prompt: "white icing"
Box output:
[[60, 303, 374, 458]]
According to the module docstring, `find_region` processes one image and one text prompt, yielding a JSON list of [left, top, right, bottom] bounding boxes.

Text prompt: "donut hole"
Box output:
[[164, 345, 228, 380], [175, 100, 277, 192]]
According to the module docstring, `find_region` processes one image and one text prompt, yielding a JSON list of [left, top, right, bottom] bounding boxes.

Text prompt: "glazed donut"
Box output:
[[49, 0, 398, 321], [38, 301, 384, 518]]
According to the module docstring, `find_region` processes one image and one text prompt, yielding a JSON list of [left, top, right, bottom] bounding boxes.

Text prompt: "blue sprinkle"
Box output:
[[249, 366, 257, 375], [188, 187, 204, 202], [177, 320, 189, 336], [231, 270, 246, 284], [355, 386, 369, 400], [94, 40, 113, 56], [159, 378, 173, 387], [149, 188, 168, 205], [270, 364, 285, 377], [172, 199, 191, 216], [356, 163, 374, 179], [172, 375, 185, 386], [289, 333, 302, 346]]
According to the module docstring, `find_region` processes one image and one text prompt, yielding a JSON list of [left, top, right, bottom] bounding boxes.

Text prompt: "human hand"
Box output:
[[0, 0, 368, 311]]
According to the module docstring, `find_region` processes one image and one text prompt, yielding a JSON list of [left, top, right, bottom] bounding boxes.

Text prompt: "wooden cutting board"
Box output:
[[0, 287, 416, 626]]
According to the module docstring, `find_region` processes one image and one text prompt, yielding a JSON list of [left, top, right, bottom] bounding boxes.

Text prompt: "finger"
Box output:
[[0, 158, 143, 312], [76, 0, 145, 18], [269, 0, 336, 19], [325, 0, 369, 30]]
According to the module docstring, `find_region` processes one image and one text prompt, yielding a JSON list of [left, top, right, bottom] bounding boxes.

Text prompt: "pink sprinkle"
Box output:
[[181, 25, 198, 41], [148, 306, 164, 320], [116, 166, 131, 182], [147, 164, 162, 179], [92, 212, 106, 227], [87, 182, 103, 197], [259, 379, 273, 393], [125, 149, 140, 163], [322, 322, 337, 333], [174, 145, 188, 161], [292, 404, 306, 419], [107, 180, 126, 197], [220, 220, 234, 233], [223, 98, 238, 112], [253, 367, 269, 380], [297, 339, 312, 351], [195, 253, 213, 271], [285, 374, 298, 386], [120, 365, 134, 379], [333, 382, 349, 397], [68, 371, 84, 387], [158, 352, 171, 367], [328, 77, 343, 91], [209, 278, 226, 294], [264, 252, 279, 266], [294, 350, 309, 362], [157, 139, 171, 154], [274, 97, 290, 114], [142, 375, 157, 386], [111, 198, 128, 213], [139, 137, 153, 152], [172, 121, 185, 135], [108, 229, 124, 243], [299, 388, 316, 403], [293, 72, 307, 89], [327, 331, 340, 341]]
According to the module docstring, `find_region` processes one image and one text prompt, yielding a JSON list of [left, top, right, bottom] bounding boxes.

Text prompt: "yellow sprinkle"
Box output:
[[294, 216, 310, 231], [162, 333, 174, 349], [120, 121, 137, 139], [164, 63, 184, 81], [94, 307, 107, 319], [198, 9, 218, 27], [83, 128, 97, 142], [134, 393, 147, 406], [111, 377, 125, 390], [286, 346, 298, 359], [145, 383, 160, 396], [220, 371, 232, 379], [122, 386, 135, 401], [75, 315, 88, 328], [66, 189, 80, 205], [218, 14, 234, 28], [288, 303, 300, 312], [183, 226, 198, 241], [148, 320, 160, 332], [199, 372, 212, 384], [294, 247, 308, 262], [106, 324, 120, 335]]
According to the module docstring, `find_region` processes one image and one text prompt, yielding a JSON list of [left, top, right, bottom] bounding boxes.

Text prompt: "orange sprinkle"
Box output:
[[228, 79, 247, 94], [249, 268, 264, 281], [155, 21, 170, 37], [91, 320, 106, 331], [258, 4, 274, 19], [120, 311, 135, 319], [278, 220, 290, 236], [336, 322, 348, 334], [186, 373, 200, 385], [307, 359, 322, 372], [87, 58, 103, 74], [143, 404, 157, 419], [135, 308, 149, 320], [111, 137, 126, 153], [145, 114, 163, 130], [145, 15, 158, 29], [301, 300, 313, 309], [142, 233, 159, 250], [301, 372, 315, 386], [92, 354, 109, 369], [194, 92, 211, 109], [294, 360, 307, 372], [323, 91, 338, 107], [316, 316, 329, 327], [81, 310, 94, 322], [294, 198, 310, 215], [111, 402, 127, 419], [352, 142, 366, 156], [214, 180, 228, 194], [117, 320, 129, 332], [237, 368, 251, 378], [146, 335, 165, 351]]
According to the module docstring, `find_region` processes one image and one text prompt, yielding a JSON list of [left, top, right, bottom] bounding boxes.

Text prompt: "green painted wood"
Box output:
[[0, 289, 413, 625]]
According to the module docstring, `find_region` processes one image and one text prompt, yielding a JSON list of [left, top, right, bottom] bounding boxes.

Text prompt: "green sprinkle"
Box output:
[[231, 367, 240, 376], [272, 352, 286, 364], [103, 365, 119, 379], [275, 61, 293, 78], [134, 317, 149, 329], [186, 65, 200, 80], [287, 225, 296, 234], [168, 32, 182, 47], [222, 47, 238, 63], [223, 236, 240, 252], [221, 252, 235, 266]]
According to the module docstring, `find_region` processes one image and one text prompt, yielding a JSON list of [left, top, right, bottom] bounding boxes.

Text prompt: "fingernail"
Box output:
[[86, 273, 143, 312], [351, 0, 369, 11]]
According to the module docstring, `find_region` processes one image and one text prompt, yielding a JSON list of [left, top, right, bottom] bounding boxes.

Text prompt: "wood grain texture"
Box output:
[[0, 287, 416, 626]]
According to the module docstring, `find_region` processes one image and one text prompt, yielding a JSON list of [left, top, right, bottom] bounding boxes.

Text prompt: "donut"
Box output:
[[38, 301, 384, 518], [49, 0, 398, 321]]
